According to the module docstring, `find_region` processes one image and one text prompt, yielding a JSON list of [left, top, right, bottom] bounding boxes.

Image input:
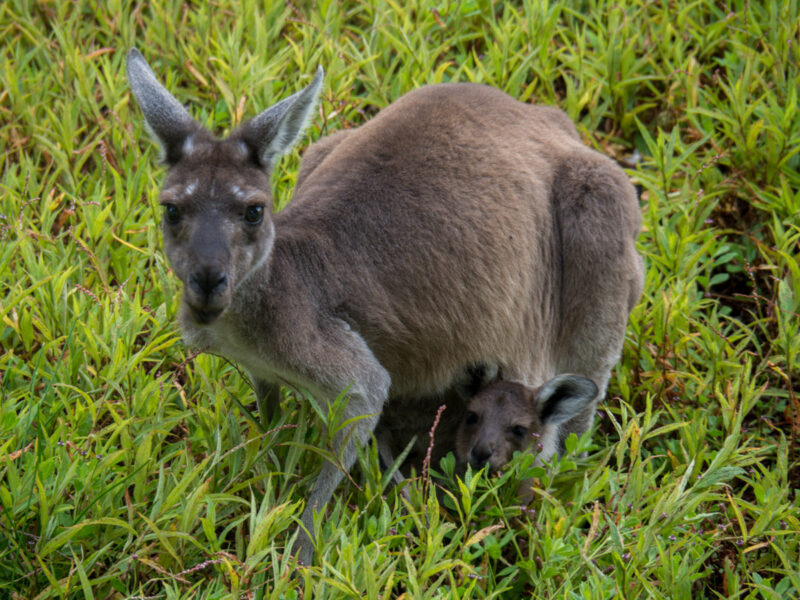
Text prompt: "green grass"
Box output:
[[1, 0, 798, 597]]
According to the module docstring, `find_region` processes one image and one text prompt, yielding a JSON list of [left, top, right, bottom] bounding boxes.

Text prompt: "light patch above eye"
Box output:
[[230, 184, 246, 200], [162, 179, 199, 201], [229, 184, 269, 204]]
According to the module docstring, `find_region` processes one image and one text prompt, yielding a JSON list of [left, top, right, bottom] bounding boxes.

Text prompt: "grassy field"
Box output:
[[2, 0, 799, 597]]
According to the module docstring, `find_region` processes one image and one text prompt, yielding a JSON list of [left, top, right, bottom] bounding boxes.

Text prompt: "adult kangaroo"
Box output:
[[126, 48, 643, 564]]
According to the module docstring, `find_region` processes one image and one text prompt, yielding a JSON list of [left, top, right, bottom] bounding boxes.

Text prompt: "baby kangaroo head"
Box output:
[[456, 374, 597, 471], [126, 48, 323, 325]]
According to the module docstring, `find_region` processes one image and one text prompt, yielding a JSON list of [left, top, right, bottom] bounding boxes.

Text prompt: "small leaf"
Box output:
[[564, 432, 579, 454], [465, 523, 504, 547]]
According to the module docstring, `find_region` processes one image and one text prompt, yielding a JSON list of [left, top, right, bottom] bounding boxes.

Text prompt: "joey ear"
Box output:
[[126, 48, 201, 164], [534, 374, 598, 426], [454, 363, 502, 399], [234, 67, 324, 172]]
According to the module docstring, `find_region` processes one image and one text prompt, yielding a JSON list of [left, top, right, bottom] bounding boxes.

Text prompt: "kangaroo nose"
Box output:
[[470, 446, 493, 467], [189, 270, 227, 299]]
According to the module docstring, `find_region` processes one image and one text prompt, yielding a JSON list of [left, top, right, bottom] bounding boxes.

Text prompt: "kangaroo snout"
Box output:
[[469, 445, 494, 469], [186, 267, 230, 323], [189, 269, 228, 298]]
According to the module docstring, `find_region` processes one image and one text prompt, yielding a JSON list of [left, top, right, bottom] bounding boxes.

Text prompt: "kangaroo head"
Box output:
[[126, 48, 323, 324], [456, 374, 597, 471]]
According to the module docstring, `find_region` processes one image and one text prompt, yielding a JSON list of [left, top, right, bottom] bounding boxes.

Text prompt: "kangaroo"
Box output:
[[456, 375, 598, 495], [126, 48, 643, 564]]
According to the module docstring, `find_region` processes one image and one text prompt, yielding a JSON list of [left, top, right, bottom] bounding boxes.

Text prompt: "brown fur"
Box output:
[[127, 50, 643, 563], [455, 374, 597, 501], [456, 380, 541, 473]]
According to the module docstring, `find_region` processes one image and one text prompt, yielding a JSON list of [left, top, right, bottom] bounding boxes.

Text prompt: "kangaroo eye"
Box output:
[[509, 426, 527, 438], [244, 205, 264, 224], [163, 204, 180, 225], [465, 411, 479, 425]]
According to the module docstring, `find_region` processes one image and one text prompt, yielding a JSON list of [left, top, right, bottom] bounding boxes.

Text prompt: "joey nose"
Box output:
[[470, 446, 493, 467], [189, 269, 228, 300]]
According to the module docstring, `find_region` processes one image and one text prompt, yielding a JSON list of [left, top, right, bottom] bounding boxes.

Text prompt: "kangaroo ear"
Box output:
[[234, 67, 324, 173], [126, 48, 200, 164], [534, 374, 598, 426], [453, 363, 502, 399]]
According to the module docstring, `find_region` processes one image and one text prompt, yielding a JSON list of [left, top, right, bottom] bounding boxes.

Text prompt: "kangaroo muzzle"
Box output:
[[186, 265, 230, 324]]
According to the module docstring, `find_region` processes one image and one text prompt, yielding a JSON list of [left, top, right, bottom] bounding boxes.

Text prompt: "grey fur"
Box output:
[[126, 48, 643, 563]]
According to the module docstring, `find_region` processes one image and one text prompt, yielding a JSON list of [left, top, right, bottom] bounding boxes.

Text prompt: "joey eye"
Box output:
[[244, 205, 264, 224], [465, 411, 479, 425], [163, 203, 180, 225], [509, 425, 527, 439]]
